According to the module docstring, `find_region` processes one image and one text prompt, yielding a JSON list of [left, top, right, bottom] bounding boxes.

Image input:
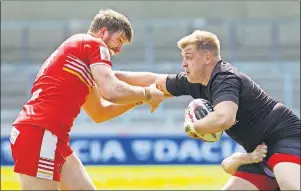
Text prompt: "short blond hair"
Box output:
[[89, 9, 133, 43], [177, 30, 221, 57]]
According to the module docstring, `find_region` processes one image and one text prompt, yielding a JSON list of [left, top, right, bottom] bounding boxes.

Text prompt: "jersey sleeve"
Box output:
[[211, 72, 241, 107], [166, 72, 191, 96], [85, 38, 112, 67]]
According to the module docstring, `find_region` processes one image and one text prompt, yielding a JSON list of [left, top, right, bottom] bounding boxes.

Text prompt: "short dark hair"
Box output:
[[88, 9, 133, 43]]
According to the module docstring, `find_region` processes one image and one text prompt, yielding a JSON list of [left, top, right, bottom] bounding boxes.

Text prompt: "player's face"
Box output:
[[181, 45, 207, 83], [103, 30, 127, 56]]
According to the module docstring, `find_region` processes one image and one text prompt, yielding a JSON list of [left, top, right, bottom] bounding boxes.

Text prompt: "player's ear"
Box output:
[[204, 52, 212, 65], [98, 27, 108, 38]]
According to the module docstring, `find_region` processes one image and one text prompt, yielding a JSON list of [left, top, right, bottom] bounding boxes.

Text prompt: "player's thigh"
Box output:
[[266, 136, 301, 190], [222, 176, 259, 190], [223, 163, 278, 190], [267, 153, 300, 190], [10, 125, 62, 190], [18, 173, 59, 190], [60, 152, 96, 190], [274, 162, 300, 190]]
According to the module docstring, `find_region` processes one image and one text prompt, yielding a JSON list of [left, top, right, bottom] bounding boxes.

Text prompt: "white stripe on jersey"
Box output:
[[38, 164, 54, 170], [65, 63, 94, 87], [38, 159, 54, 166], [66, 54, 94, 85], [67, 55, 92, 78], [38, 168, 54, 174], [24, 105, 35, 115]]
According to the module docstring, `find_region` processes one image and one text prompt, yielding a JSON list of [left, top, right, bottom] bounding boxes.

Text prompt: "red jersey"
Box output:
[[13, 34, 112, 142]]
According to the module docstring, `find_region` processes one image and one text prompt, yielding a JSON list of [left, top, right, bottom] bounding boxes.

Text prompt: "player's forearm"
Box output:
[[91, 66, 148, 104], [108, 80, 147, 104], [94, 102, 141, 123], [114, 71, 157, 86], [114, 71, 172, 97], [221, 152, 252, 175], [194, 112, 232, 134], [83, 86, 143, 123]]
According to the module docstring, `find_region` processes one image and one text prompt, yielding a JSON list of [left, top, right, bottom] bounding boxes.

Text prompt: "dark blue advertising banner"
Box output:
[[1, 135, 243, 166]]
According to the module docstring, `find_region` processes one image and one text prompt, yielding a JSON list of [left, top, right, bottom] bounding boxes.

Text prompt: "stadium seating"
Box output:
[[1, 18, 300, 133]]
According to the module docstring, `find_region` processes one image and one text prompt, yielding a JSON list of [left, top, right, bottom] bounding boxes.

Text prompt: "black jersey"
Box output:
[[166, 60, 300, 152]]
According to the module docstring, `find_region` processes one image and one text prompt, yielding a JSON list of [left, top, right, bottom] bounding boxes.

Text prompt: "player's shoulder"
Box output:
[[212, 60, 240, 79], [64, 33, 108, 48], [80, 33, 108, 48], [219, 60, 239, 75], [208, 60, 243, 88]]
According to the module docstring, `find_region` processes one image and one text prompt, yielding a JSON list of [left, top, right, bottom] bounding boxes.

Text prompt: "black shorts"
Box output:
[[233, 136, 300, 190]]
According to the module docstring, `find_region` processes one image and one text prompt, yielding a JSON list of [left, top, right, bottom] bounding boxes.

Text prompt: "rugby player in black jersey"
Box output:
[[114, 30, 300, 190]]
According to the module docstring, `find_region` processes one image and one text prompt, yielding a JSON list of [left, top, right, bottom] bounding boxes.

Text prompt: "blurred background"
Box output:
[[1, 1, 300, 190]]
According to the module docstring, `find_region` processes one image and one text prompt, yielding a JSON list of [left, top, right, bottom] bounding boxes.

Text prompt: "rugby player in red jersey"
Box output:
[[114, 30, 300, 190], [10, 9, 164, 190]]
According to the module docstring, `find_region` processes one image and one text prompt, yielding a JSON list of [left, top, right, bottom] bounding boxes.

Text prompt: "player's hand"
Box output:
[[184, 109, 199, 139], [145, 84, 164, 113], [249, 143, 267, 163], [156, 84, 173, 98]]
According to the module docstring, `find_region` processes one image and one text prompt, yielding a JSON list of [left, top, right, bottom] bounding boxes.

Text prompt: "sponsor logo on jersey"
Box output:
[[100, 47, 110, 61]]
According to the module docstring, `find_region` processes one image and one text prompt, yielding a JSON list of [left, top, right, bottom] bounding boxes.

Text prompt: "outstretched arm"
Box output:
[[83, 85, 143, 123], [85, 39, 163, 108], [114, 71, 172, 96], [221, 144, 267, 175]]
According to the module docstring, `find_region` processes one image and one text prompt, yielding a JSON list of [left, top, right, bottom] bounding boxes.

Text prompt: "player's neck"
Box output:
[[199, 72, 211, 86], [199, 59, 219, 86], [87, 32, 101, 39]]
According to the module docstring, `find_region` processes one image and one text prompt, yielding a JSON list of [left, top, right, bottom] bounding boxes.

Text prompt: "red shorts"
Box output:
[[10, 125, 73, 182]]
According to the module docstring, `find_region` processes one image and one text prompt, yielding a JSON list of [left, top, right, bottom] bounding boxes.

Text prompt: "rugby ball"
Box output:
[[185, 99, 223, 142]]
